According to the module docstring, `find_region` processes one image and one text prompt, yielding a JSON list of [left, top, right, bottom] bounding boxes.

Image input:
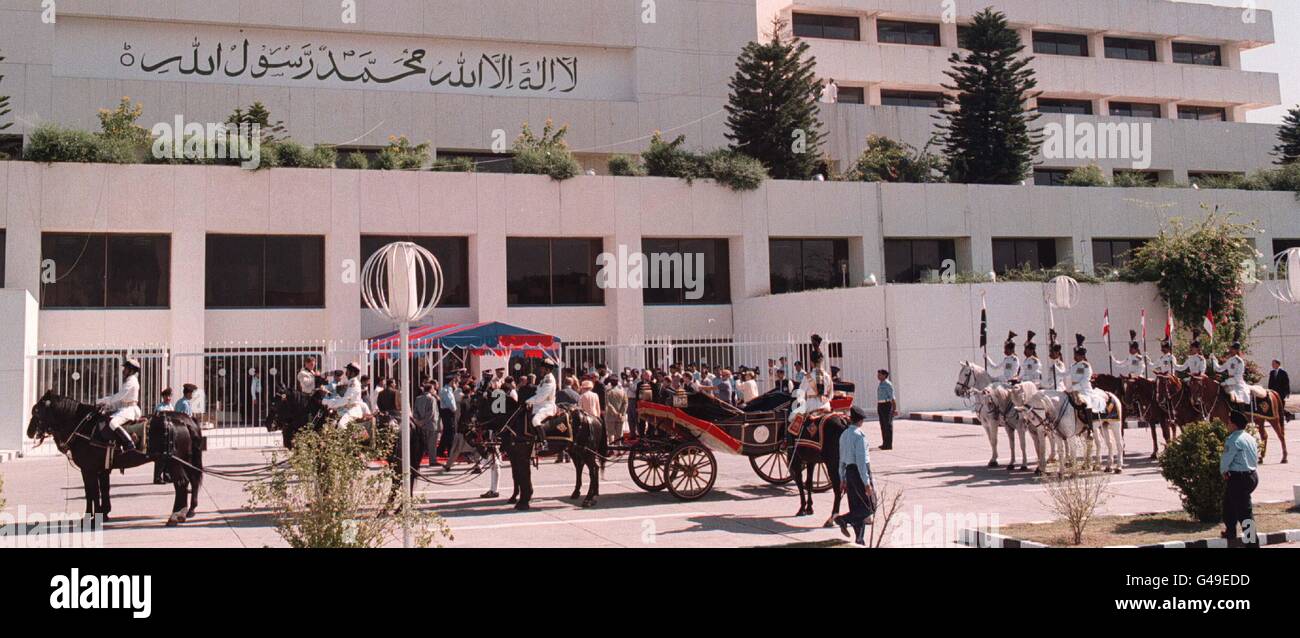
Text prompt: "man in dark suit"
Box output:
[[1268, 360, 1292, 420]]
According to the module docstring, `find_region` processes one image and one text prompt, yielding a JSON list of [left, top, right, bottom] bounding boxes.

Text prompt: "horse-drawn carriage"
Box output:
[[621, 389, 853, 500]]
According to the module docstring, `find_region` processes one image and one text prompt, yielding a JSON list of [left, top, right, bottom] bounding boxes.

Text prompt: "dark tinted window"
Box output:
[[1109, 102, 1162, 118], [993, 239, 1059, 273], [1178, 105, 1227, 121], [880, 90, 944, 108], [1037, 98, 1094, 115], [360, 236, 470, 308], [1093, 239, 1148, 271], [1173, 42, 1222, 66], [837, 86, 866, 104], [957, 25, 974, 50], [40, 233, 170, 309], [437, 151, 513, 173], [792, 13, 861, 41], [1033, 31, 1089, 57], [877, 20, 940, 46], [1104, 37, 1157, 61], [506, 238, 604, 306], [769, 239, 850, 294], [206, 235, 324, 308], [884, 239, 957, 283], [1034, 169, 1072, 186], [641, 238, 731, 305]]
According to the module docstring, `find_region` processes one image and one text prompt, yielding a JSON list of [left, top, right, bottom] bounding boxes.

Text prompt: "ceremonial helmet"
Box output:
[[123, 358, 142, 372], [1004, 331, 1018, 354], [1073, 334, 1088, 356], [1024, 331, 1037, 355], [1128, 330, 1140, 351]]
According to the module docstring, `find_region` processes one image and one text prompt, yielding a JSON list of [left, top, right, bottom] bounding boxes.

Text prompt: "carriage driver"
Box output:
[[527, 358, 559, 428], [985, 332, 1021, 385], [97, 358, 144, 452], [1020, 331, 1042, 385], [322, 362, 367, 427], [1069, 335, 1108, 422]]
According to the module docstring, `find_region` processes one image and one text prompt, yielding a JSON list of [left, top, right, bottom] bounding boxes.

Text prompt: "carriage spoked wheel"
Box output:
[[810, 462, 833, 493], [749, 445, 794, 485], [627, 449, 669, 492], [666, 443, 717, 501]]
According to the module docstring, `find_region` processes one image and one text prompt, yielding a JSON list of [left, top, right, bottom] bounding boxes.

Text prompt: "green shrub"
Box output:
[[24, 125, 105, 163], [373, 135, 430, 170], [1159, 420, 1230, 522], [340, 151, 370, 170], [1193, 174, 1250, 190], [643, 132, 704, 182], [608, 154, 647, 177], [97, 97, 151, 146], [268, 141, 337, 169], [1243, 162, 1300, 193], [845, 135, 944, 183], [430, 156, 477, 172], [512, 120, 581, 180], [1062, 164, 1107, 187], [1111, 171, 1155, 188], [703, 149, 767, 191]]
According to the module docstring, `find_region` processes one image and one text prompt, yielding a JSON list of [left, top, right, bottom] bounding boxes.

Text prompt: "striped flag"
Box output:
[[1204, 307, 1215, 341], [1165, 308, 1174, 340], [1102, 308, 1111, 348], [1140, 309, 1147, 340]]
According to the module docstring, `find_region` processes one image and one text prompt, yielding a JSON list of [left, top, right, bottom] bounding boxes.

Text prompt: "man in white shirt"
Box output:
[[1112, 331, 1148, 378], [527, 359, 559, 428], [1020, 331, 1043, 385], [821, 78, 839, 104], [1151, 340, 1178, 375], [1175, 339, 1209, 376], [986, 332, 1021, 385], [98, 359, 144, 452], [323, 363, 367, 428], [1069, 335, 1108, 418]]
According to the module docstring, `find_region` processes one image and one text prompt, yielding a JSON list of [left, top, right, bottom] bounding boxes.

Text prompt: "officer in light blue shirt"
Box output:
[[1220, 411, 1260, 545], [876, 370, 897, 450], [174, 384, 197, 416], [834, 407, 875, 546]]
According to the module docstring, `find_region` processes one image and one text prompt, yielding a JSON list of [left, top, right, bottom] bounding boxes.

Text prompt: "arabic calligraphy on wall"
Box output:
[[53, 18, 635, 101]]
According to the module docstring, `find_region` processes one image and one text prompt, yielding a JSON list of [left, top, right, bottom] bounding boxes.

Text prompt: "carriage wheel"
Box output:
[[749, 446, 794, 485], [810, 462, 833, 493], [666, 444, 717, 501], [627, 450, 669, 492]]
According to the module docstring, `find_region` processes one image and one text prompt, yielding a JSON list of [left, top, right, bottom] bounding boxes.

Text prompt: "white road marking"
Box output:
[[452, 511, 707, 531]]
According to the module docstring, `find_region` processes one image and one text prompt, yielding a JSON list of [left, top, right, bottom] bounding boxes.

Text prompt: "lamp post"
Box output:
[[361, 242, 443, 547], [1044, 276, 1080, 389]]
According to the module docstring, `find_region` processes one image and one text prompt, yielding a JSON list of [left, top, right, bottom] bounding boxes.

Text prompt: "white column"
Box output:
[[0, 290, 38, 452]]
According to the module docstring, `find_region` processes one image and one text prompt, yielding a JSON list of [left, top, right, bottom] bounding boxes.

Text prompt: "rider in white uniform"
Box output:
[[1151, 340, 1177, 375], [1045, 340, 1068, 392], [1213, 342, 1257, 405], [800, 351, 833, 414], [322, 363, 367, 427], [1111, 332, 1149, 378], [98, 358, 143, 452], [1069, 335, 1108, 417], [528, 359, 559, 427], [985, 332, 1021, 386], [1020, 331, 1042, 385], [1175, 339, 1209, 376]]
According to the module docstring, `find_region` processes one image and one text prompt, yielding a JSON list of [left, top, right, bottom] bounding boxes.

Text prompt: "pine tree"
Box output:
[[935, 9, 1041, 184], [1273, 105, 1300, 165], [725, 17, 825, 180]]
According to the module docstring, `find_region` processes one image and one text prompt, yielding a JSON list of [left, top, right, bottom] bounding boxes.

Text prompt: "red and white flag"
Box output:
[[1140, 309, 1147, 340], [1203, 307, 1215, 341], [1102, 309, 1111, 347], [1164, 308, 1174, 340]]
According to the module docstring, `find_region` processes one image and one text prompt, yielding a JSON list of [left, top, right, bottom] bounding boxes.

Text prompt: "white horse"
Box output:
[[954, 362, 1026, 469], [1010, 382, 1125, 474]]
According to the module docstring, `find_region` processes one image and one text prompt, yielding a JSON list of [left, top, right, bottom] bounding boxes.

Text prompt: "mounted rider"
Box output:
[[97, 358, 144, 452], [1151, 339, 1177, 375], [297, 357, 320, 394], [1045, 330, 1068, 391], [1112, 330, 1149, 378], [322, 362, 368, 427], [527, 358, 559, 428], [1213, 342, 1265, 407], [1020, 331, 1042, 385], [985, 332, 1021, 386], [1175, 335, 1210, 376], [1069, 335, 1108, 421]]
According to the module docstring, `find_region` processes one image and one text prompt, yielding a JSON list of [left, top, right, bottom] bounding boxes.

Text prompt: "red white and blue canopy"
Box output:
[[368, 322, 560, 358]]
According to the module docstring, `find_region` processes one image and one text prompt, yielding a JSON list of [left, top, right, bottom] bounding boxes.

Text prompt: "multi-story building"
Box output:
[[0, 1, 1297, 446]]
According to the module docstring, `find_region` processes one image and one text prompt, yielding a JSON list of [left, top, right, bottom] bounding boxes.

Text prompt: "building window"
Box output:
[[993, 239, 1059, 273], [792, 13, 861, 41], [1173, 42, 1222, 67], [1178, 105, 1227, 122], [1104, 37, 1157, 62], [877, 20, 941, 47], [957, 25, 974, 49], [769, 239, 850, 294], [1093, 239, 1148, 271], [206, 235, 324, 309], [0, 134, 21, 160], [436, 150, 513, 173], [506, 238, 604, 306], [884, 239, 956, 283], [1033, 31, 1089, 57], [1273, 239, 1300, 258], [40, 233, 171, 309], [359, 236, 470, 308], [1033, 169, 1073, 186], [880, 90, 945, 108], [1109, 102, 1162, 118], [836, 86, 866, 104], [640, 238, 731, 305], [1037, 98, 1094, 115]]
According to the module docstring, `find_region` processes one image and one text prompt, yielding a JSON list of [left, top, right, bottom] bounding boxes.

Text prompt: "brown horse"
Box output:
[[1123, 376, 1176, 459], [1185, 379, 1289, 464]]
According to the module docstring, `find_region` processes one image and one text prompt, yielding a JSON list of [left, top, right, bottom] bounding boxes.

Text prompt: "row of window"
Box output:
[[1036, 98, 1227, 121], [793, 12, 1225, 68]]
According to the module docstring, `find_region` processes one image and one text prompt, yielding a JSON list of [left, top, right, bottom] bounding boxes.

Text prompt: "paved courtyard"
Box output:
[[3, 418, 1298, 548]]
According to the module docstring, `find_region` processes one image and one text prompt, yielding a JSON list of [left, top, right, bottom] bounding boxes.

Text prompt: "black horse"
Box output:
[[789, 412, 847, 527], [27, 391, 205, 526], [264, 386, 327, 449], [465, 391, 606, 509]]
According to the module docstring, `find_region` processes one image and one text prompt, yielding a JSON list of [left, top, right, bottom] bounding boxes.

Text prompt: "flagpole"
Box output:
[[1142, 309, 1149, 380]]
